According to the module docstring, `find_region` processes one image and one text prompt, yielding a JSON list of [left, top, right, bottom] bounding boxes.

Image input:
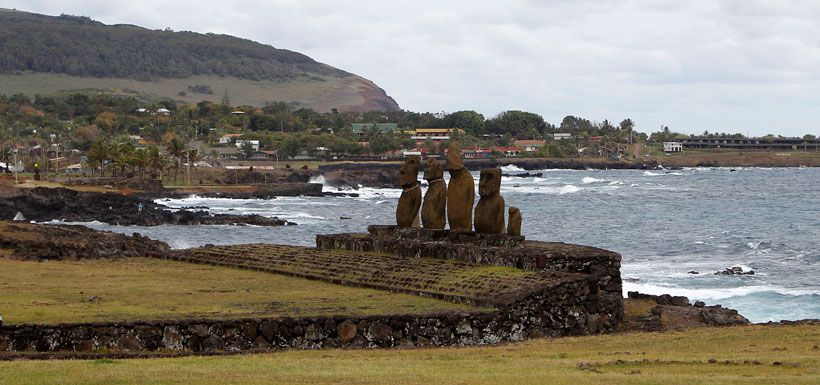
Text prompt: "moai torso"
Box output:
[[421, 158, 447, 229], [396, 156, 422, 227], [507, 206, 522, 236], [445, 142, 475, 231], [474, 168, 505, 234]]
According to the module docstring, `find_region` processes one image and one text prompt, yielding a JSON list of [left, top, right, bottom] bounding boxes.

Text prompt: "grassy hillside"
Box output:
[[0, 9, 399, 111], [1, 324, 816, 384]]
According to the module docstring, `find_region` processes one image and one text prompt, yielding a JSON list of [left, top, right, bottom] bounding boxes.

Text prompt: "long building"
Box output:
[[678, 137, 819, 151]]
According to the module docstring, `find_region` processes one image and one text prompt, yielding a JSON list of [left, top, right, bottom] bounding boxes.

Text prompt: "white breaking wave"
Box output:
[[623, 282, 819, 301], [643, 171, 662, 176], [559, 185, 581, 194], [500, 164, 525, 172], [309, 175, 326, 184], [582, 177, 606, 184]]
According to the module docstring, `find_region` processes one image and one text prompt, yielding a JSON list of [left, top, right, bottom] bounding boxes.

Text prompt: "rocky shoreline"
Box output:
[[0, 187, 292, 226]]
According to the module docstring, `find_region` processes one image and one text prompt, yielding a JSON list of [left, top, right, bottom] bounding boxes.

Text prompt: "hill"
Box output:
[[0, 8, 400, 112]]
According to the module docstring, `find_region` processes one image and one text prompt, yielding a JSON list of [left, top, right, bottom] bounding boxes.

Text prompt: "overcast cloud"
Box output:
[[3, 0, 819, 136]]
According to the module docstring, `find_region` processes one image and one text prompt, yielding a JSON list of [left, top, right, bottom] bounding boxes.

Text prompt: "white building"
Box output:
[[235, 140, 260, 151], [553, 133, 571, 140], [219, 134, 243, 144], [663, 142, 683, 152]]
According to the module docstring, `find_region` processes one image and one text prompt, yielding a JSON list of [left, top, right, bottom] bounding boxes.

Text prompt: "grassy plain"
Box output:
[[0, 324, 816, 384], [0, 258, 478, 325]]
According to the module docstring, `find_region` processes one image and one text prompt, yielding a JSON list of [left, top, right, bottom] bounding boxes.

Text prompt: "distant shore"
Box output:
[[314, 151, 820, 173]]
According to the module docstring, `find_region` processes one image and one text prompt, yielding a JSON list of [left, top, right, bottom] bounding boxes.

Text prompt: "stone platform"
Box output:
[[316, 225, 623, 329]]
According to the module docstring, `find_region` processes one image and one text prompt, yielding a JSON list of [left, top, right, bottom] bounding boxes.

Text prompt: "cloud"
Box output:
[[2, 0, 819, 136]]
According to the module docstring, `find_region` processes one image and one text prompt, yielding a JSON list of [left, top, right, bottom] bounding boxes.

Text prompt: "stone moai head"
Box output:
[[399, 155, 421, 187], [478, 168, 502, 197], [423, 158, 443, 181], [446, 141, 464, 171]]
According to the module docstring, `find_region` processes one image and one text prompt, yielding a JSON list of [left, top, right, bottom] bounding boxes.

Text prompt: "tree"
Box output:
[[369, 131, 401, 156], [86, 140, 111, 176], [486, 110, 548, 138], [239, 141, 256, 159], [130, 147, 151, 179], [276, 134, 303, 159], [166, 136, 186, 183], [94, 111, 119, 133], [443, 110, 485, 136]]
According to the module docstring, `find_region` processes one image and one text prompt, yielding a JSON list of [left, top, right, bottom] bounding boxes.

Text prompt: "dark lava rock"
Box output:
[[0, 187, 292, 227], [501, 172, 544, 178], [715, 266, 755, 275]]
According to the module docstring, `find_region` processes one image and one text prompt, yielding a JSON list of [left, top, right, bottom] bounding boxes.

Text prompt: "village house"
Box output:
[[202, 146, 241, 160], [219, 133, 243, 144], [406, 128, 464, 142], [663, 142, 684, 152], [513, 139, 545, 152], [235, 140, 260, 151]]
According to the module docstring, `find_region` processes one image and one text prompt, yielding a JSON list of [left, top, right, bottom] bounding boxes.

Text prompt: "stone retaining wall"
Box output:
[[0, 276, 614, 354]]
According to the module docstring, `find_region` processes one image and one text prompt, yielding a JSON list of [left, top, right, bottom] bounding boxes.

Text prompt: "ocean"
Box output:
[[72, 167, 820, 323]]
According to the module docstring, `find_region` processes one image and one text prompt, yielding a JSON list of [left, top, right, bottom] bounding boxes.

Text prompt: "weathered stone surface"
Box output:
[[421, 158, 447, 229], [337, 320, 358, 343], [507, 207, 521, 237], [396, 156, 422, 228], [474, 168, 505, 234], [446, 142, 475, 231]]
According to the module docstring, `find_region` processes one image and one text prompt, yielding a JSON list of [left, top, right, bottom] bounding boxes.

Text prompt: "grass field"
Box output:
[[0, 258, 478, 325], [0, 324, 816, 384], [0, 72, 382, 112]]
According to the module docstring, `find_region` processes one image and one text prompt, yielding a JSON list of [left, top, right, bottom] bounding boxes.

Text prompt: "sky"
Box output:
[[3, 0, 820, 137]]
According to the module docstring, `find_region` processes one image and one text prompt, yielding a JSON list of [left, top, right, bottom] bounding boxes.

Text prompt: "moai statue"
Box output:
[[396, 155, 422, 227], [421, 157, 447, 229], [507, 207, 522, 237], [474, 168, 505, 234], [446, 141, 475, 231]]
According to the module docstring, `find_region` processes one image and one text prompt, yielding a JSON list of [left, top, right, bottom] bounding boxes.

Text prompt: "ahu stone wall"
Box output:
[[0, 276, 614, 355]]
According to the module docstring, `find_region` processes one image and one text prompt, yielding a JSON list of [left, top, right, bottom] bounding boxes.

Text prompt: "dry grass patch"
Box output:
[[0, 258, 480, 325]]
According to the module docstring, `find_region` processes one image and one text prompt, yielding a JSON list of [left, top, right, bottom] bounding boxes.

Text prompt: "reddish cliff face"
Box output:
[[351, 75, 401, 112]]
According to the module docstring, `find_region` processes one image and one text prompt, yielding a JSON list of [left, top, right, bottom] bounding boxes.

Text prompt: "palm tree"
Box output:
[[166, 137, 186, 184], [130, 148, 151, 179], [86, 141, 111, 176], [146, 146, 164, 180], [111, 142, 135, 177]]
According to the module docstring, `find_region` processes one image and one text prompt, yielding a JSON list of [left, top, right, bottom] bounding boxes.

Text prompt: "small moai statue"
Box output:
[[446, 141, 475, 231], [507, 207, 522, 237], [421, 157, 447, 229], [474, 168, 505, 234], [396, 155, 422, 227]]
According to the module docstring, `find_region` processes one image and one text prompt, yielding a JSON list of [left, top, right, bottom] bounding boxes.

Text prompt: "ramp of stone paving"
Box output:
[[170, 244, 586, 307]]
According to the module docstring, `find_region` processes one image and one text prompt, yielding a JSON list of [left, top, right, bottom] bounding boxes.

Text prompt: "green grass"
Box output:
[[178, 244, 565, 302], [0, 324, 816, 384], [0, 258, 479, 325]]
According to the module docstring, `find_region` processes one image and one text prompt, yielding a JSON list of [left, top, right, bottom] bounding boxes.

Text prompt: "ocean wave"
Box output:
[[582, 177, 606, 184], [500, 164, 525, 172], [643, 171, 662, 176], [622, 282, 819, 301], [309, 175, 326, 184], [559, 185, 581, 194]]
